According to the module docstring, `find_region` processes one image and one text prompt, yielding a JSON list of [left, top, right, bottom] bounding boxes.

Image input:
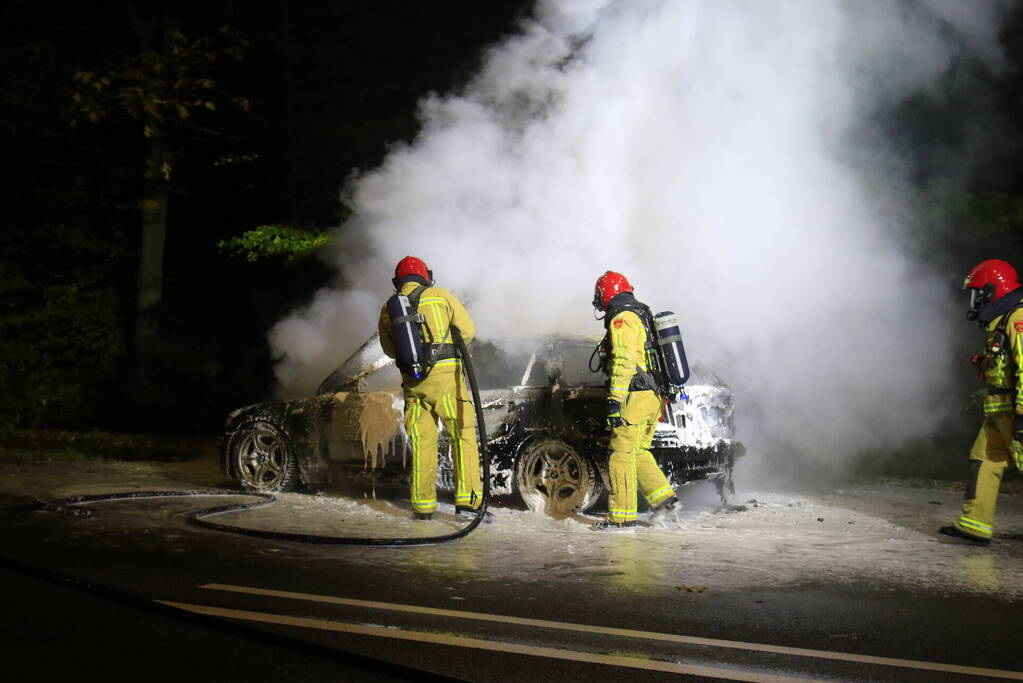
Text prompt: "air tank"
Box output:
[[653, 311, 690, 387], [386, 293, 428, 379]]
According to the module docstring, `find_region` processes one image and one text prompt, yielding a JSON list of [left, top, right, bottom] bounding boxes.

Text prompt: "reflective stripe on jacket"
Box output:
[[378, 283, 475, 374], [607, 310, 649, 404]]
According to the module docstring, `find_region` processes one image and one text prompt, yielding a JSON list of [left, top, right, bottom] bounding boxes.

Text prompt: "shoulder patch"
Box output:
[[1014, 320, 1023, 333], [613, 319, 624, 329]]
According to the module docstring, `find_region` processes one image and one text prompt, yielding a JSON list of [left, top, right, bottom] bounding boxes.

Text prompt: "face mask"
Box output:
[[967, 284, 995, 321]]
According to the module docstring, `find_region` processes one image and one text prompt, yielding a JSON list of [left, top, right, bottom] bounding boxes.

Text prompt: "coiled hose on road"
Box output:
[[35, 327, 491, 547]]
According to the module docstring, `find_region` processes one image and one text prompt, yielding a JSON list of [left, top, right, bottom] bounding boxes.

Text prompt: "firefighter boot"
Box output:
[[938, 525, 991, 546], [590, 518, 638, 532], [647, 496, 681, 527]]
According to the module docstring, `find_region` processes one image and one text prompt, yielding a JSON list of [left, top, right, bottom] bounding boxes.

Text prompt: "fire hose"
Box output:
[[34, 326, 491, 546]]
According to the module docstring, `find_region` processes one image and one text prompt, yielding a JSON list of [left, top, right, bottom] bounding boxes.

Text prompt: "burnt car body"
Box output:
[[221, 334, 741, 516]]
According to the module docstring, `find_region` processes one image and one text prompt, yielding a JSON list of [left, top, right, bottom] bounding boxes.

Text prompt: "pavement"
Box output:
[[1, 452, 1022, 682]]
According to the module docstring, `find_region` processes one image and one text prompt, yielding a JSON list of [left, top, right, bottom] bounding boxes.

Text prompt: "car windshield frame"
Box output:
[[316, 334, 609, 395], [316, 332, 721, 396]]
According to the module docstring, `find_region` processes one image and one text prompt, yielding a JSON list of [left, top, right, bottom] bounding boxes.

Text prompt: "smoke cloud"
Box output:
[[270, 0, 1014, 485]]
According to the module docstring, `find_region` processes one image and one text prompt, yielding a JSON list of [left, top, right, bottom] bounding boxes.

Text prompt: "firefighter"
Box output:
[[940, 259, 1023, 545], [378, 256, 487, 522], [591, 271, 679, 531]]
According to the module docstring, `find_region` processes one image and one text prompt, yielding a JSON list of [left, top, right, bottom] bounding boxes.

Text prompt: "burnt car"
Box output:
[[221, 334, 741, 516]]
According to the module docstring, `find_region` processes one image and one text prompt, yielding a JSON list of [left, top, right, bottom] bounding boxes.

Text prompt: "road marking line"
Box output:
[[158, 600, 814, 683], [201, 582, 1023, 680]]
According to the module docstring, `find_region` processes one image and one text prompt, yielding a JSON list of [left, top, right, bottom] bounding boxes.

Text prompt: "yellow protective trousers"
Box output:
[[955, 413, 1016, 539], [607, 390, 676, 524], [403, 365, 482, 514]]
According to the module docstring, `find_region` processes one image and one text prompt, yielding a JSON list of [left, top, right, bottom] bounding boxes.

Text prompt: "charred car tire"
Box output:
[[227, 419, 299, 492], [514, 438, 602, 517]]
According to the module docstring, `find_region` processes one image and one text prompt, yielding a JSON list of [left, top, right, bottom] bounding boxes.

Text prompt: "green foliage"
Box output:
[[917, 179, 1023, 237], [0, 223, 127, 430], [218, 224, 330, 262], [68, 22, 250, 181], [68, 26, 250, 124], [903, 179, 1023, 275]]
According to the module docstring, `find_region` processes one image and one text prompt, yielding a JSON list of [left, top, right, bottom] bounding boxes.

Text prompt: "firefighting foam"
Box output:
[[269, 1, 1014, 484]]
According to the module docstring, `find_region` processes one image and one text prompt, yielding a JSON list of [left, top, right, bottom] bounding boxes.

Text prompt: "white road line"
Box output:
[[201, 582, 1023, 680], [158, 600, 817, 683]]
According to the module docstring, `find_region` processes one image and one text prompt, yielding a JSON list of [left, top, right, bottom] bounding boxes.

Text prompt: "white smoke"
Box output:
[[270, 0, 1014, 484]]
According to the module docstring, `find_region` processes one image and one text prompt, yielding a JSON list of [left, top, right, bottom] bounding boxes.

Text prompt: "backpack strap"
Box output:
[[408, 284, 427, 309], [412, 285, 455, 349], [597, 306, 667, 397], [391, 285, 429, 326], [1001, 303, 1023, 333], [995, 302, 1023, 365], [398, 284, 453, 352]]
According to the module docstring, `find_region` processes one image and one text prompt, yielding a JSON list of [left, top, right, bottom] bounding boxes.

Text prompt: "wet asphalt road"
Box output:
[[1, 487, 1022, 683]]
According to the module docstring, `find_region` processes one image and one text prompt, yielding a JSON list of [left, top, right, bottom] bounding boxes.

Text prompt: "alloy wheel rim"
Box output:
[[522, 442, 586, 511], [237, 429, 288, 490]]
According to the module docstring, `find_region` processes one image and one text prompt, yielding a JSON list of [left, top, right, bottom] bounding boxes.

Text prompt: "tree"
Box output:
[[68, 6, 250, 372], [0, 0, 133, 429]]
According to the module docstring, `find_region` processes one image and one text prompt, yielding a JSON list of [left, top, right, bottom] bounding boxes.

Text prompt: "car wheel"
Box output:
[[514, 438, 602, 517], [228, 419, 299, 492]]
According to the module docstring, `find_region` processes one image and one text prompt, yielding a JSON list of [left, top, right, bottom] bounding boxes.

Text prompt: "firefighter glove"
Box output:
[[607, 399, 624, 428]]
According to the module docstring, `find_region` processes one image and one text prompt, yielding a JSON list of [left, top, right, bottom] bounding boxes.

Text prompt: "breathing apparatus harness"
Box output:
[[975, 288, 1023, 398], [970, 286, 1023, 465], [386, 280, 458, 380], [588, 294, 690, 403], [985, 306, 1023, 364], [34, 327, 491, 547]]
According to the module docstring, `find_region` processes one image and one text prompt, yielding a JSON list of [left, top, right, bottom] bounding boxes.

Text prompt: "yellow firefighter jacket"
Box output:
[[979, 306, 1023, 416], [607, 310, 652, 405], [378, 282, 476, 378]]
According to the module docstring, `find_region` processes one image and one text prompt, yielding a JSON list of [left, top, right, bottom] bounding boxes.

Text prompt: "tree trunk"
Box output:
[[134, 134, 170, 374]]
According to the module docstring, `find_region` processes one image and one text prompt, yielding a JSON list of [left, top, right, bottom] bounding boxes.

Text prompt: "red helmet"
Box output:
[[393, 256, 432, 287], [593, 271, 632, 310], [965, 259, 1020, 321], [964, 259, 1019, 300]]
